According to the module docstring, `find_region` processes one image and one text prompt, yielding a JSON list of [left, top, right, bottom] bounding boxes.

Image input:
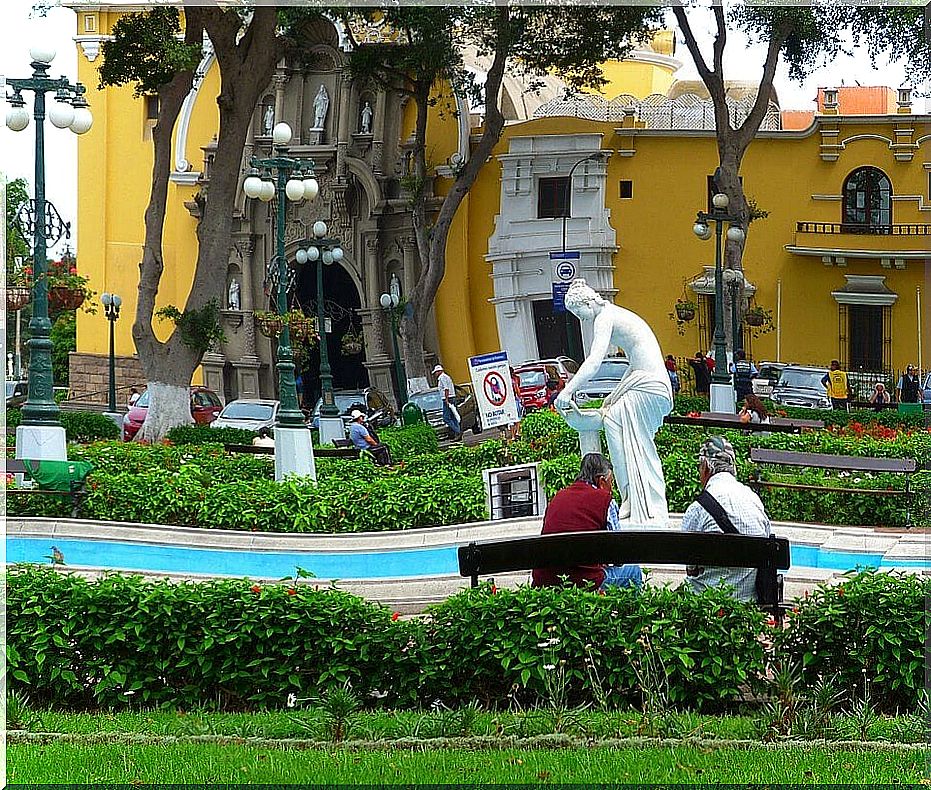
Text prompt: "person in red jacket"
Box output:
[[531, 453, 643, 590]]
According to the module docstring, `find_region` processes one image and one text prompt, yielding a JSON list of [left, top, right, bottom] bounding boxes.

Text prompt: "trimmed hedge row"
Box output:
[[7, 567, 923, 712], [6, 408, 120, 443]]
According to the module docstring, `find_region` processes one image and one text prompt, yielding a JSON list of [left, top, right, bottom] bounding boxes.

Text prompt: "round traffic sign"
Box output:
[[555, 260, 576, 281]]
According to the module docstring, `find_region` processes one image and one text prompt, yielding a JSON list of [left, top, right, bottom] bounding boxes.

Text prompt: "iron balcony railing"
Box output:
[[796, 222, 931, 236]]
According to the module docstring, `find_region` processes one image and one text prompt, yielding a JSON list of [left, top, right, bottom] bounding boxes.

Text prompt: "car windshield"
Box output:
[[6, 382, 16, 398], [135, 391, 150, 408], [409, 390, 444, 410], [221, 402, 274, 420], [518, 370, 546, 388], [314, 394, 367, 414], [777, 369, 826, 391], [592, 360, 628, 380]]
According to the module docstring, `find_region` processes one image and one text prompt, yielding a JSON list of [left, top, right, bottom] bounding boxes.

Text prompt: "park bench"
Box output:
[[223, 443, 360, 459], [458, 530, 791, 621], [664, 411, 824, 434], [5, 458, 89, 518], [749, 447, 918, 528]]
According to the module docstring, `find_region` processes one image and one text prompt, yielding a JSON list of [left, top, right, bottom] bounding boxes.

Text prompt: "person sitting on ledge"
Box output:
[[682, 436, 771, 602], [868, 382, 892, 411], [531, 452, 643, 591], [348, 409, 391, 466], [252, 427, 275, 448]]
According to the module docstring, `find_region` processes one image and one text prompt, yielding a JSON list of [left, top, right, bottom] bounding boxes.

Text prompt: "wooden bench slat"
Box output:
[[750, 448, 917, 473], [223, 443, 360, 459], [458, 531, 790, 578], [754, 481, 908, 496]]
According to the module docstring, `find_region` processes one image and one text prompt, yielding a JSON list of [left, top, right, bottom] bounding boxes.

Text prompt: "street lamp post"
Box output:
[[7, 46, 93, 461], [692, 190, 744, 414], [243, 122, 320, 480], [379, 290, 407, 409], [101, 292, 121, 419], [295, 223, 345, 445], [559, 152, 606, 362]]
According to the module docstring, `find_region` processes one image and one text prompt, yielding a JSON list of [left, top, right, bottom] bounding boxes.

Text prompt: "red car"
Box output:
[[514, 363, 565, 412], [122, 386, 223, 441]]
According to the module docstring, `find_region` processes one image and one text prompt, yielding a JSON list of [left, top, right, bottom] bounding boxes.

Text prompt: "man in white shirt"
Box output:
[[433, 363, 461, 439], [681, 435, 771, 602]]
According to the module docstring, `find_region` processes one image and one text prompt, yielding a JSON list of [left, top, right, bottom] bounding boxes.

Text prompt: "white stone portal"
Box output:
[[274, 426, 317, 482], [487, 133, 617, 364]]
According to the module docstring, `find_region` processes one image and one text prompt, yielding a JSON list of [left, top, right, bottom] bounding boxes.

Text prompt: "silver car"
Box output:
[[210, 398, 279, 431], [770, 365, 832, 410], [572, 358, 630, 404]]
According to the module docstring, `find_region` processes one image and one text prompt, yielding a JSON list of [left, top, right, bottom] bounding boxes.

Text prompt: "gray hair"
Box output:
[[565, 279, 607, 313], [698, 435, 736, 476], [577, 452, 613, 486]]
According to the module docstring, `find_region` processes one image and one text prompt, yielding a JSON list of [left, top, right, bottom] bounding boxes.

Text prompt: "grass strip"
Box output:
[[7, 742, 926, 784]]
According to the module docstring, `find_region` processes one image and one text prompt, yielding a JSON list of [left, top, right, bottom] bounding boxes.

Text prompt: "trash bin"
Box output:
[[401, 402, 425, 426], [22, 459, 94, 492]]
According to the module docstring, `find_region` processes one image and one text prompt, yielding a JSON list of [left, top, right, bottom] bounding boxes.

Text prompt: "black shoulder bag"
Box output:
[[696, 489, 778, 606]]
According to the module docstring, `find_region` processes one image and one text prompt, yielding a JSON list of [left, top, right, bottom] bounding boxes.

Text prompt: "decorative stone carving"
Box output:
[[228, 278, 241, 311], [263, 105, 275, 135], [312, 84, 329, 129], [360, 101, 373, 134]]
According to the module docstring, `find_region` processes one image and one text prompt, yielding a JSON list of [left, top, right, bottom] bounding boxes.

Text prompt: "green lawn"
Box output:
[[8, 742, 927, 784]]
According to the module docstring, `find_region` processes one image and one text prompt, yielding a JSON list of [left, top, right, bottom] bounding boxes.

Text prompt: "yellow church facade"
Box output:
[[67, 7, 929, 403]]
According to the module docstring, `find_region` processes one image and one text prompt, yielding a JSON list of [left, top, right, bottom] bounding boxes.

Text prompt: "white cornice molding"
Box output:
[[74, 34, 113, 63], [786, 245, 930, 260], [625, 49, 683, 73]]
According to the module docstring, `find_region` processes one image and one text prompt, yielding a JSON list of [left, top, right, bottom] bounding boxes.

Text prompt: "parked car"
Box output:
[[514, 363, 564, 411], [572, 357, 630, 404], [122, 386, 223, 440], [752, 361, 786, 398], [523, 356, 578, 385], [6, 379, 27, 408], [405, 383, 483, 435], [770, 365, 832, 410], [211, 398, 280, 432], [310, 386, 396, 430], [922, 371, 931, 405]]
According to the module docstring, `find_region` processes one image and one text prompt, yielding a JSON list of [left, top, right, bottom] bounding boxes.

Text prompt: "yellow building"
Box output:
[[67, 7, 929, 404]]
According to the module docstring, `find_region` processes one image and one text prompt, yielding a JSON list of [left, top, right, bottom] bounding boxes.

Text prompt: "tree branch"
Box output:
[[733, 22, 787, 153]]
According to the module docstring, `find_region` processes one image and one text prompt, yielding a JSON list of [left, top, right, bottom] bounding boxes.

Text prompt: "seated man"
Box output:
[[252, 426, 275, 448], [681, 436, 771, 602], [347, 409, 391, 466], [531, 452, 642, 591]]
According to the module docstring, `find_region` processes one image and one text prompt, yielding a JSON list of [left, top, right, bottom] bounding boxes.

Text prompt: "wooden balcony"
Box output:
[[786, 222, 931, 267]]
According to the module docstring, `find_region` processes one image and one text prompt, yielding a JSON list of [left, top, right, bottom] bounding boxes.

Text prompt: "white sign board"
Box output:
[[468, 351, 519, 430]]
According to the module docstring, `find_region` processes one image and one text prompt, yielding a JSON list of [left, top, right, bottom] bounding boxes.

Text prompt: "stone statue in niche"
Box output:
[[228, 278, 241, 311], [312, 85, 329, 129], [359, 101, 373, 134], [554, 279, 673, 526], [263, 104, 274, 135]]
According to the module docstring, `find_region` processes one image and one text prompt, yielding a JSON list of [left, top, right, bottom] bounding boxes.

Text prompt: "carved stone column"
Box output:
[[372, 87, 387, 176], [400, 235, 418, 299], [273, 68, 289, 127], [336, 67, 352, 179]]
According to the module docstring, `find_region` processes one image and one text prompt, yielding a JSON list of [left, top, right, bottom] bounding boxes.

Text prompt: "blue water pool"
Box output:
[[5, 536, 929, 578]]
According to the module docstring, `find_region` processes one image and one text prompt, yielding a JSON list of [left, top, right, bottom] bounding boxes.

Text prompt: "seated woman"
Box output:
[[738, 394, 770, 425], [868, 382, 892, 411]]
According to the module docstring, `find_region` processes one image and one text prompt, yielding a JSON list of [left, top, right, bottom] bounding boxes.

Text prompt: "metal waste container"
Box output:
[[401, 402, 425, 426]]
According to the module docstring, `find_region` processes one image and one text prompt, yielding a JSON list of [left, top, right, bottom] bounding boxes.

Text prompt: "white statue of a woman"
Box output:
[[263, 104, 274, 135], [228, 278, 241, 311], [360, 101, 373, 134], [312, 85, 329, 129], [554, 279, 673, 526]]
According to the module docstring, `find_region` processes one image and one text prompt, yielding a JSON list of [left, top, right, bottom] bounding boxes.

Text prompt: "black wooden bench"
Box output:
[[665, 412, 824, 434], [458, 531, 791, 621], [5, 459, 86, 517], [750, 447, 918, 527], [223, 443, 360, 459]]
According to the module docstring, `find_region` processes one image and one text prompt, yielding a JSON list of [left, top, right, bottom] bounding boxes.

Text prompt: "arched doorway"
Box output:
[[293, 259, 369, 409]]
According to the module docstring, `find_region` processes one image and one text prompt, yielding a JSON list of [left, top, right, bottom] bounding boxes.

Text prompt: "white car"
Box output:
[[210, 398, 279, 432]]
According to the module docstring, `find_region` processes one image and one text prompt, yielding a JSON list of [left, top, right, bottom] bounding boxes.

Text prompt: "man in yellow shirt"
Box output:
[[821, 360, 849, 411]]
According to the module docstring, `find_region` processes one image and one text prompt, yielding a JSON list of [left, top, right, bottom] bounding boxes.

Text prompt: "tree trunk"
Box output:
[[138, 382, 193, 442], [401, 6, 511, 377]]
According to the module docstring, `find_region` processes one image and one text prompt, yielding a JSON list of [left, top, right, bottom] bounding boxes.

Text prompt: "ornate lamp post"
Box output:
[[379, 283, 408, 409], [692, 188, 744, 413], [294, 222, 345, 445], [7, 46, 93, 461], [242, 122, 320, 480], [100, 292, 121, 416]]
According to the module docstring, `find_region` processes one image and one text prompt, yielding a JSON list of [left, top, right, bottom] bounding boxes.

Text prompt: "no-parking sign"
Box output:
[[468, 351, 520, 429]]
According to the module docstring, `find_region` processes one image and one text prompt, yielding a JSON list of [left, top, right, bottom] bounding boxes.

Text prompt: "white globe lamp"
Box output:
[[712, 193, 729, 209], [312, 221, 327, 239], [295, 248, 308, 265], [331, 247, 344, 263], [259, 181, 275, 202], [272, 122, 292, 145], [379, 293, 392, 309], [29, 46, 56, 64], [322, 249, 334, 265], [307, 246, 320, 262], [69, 106, 93, 135], [285, 178, 304, 201], [726, 225, 745, 244], [48, 102, 75, 129], [243, 175, 263, 199], [303, 177, 319, 201], [6, 106, 30, 132]]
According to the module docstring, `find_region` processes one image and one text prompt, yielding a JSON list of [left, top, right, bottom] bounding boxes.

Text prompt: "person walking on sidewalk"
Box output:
[[821, 360, 849, 411], [433, 363, 461, 440]]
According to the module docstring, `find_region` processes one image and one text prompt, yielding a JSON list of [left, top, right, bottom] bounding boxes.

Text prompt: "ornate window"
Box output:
[[537, 177, 570, 219], [842, 167, 891, 232]]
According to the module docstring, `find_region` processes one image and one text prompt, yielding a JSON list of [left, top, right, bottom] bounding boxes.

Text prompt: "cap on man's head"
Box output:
[[698, 435, 736, 471], [432, 364, 444, 373], [350, 409, 365, 421]]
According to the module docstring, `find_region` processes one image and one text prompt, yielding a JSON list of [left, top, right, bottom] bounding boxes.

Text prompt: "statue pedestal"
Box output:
[[309, 127, 324, 146]]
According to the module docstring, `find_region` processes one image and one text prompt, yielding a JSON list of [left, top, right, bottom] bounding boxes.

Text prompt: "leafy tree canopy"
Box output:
[[5, 177, 29, 265]]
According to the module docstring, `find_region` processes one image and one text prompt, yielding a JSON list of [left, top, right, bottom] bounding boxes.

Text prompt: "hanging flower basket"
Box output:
[[288, 315, 317, 340], [674, 302, 696, 322], [254, 312, 284, 338], [48, 286, 86, 311], [744, 311, 765, 327], [341, 330, 364, 356], [6, 287, 31, 311]]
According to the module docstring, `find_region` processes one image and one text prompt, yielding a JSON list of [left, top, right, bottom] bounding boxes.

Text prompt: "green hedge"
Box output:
[[9, 567, 923, 712], [774, 404, 927, 430], [5, 409, 119, 443], [165, 424, 257, 446], [777, 570, 928, 712], [379, 423, 439, 461]]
